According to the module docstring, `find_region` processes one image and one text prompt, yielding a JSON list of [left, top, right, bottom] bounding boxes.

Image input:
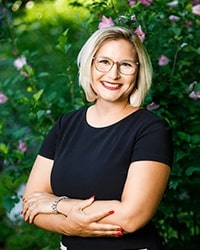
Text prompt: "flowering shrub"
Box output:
[[0, 92, 8, 103], [98, 15, 115, 28], [192, 3, 200, 15], [158, 54, 170, 66], [0, 0, 199, 249]]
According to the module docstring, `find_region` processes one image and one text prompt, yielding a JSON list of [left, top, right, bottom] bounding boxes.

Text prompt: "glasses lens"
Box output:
[[119, 61, 137, 75], [95, 57, 113, 72]]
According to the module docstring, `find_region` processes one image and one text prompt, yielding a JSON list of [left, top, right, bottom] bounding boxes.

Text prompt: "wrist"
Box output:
[[51, 196, 68, 214]]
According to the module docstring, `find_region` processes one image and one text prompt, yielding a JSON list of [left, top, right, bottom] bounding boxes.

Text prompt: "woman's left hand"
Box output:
[[22, 192, 57, 223]]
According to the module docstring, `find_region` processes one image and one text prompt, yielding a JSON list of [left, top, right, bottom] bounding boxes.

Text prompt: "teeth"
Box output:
[[103, 82, 120, 88]]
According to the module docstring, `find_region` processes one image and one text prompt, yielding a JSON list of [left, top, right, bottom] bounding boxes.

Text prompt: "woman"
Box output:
[[22, 26, 173, 250]]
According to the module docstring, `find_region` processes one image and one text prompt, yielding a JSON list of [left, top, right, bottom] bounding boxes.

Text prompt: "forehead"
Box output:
[[96, 38, 137, 60]]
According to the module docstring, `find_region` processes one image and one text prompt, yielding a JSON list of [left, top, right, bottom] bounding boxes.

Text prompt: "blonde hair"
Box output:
[[77, 26, 152, 107]]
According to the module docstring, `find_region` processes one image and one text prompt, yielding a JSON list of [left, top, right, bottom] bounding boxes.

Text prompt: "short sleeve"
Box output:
[[38, 116, 63, 159], [131, 119, 173, 167]]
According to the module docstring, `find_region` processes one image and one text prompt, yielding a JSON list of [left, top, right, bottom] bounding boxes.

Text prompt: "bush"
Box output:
[[0, 0, 199, 249]]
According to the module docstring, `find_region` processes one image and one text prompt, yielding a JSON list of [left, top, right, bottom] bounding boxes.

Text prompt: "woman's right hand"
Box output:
[[64, 196, 123, 237]]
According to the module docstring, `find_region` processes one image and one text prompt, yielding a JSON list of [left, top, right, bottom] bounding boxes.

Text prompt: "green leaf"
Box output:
[[177, 131, 191, 143], [38, 72, 49, 77], [193, 83, 200, 91], [185, 167, 200, 176], [191, 134, 200, 145], [3, 194, 20, 213], [37, 110, 45, 119], [56, 28, 72, 53], [33, 89, 44, 101], [0, 143, 9, 154], [23, 65, 34, 77]]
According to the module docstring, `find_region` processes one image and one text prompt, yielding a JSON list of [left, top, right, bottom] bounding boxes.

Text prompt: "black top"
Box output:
[[39, 107, 173, 250]]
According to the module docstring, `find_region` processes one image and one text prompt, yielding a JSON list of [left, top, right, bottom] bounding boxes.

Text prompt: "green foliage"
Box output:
[[0, 0, 199, 249]]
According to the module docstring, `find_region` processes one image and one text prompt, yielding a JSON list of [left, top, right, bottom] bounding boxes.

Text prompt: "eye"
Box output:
[[98, 58, 111, 66], [120, 62, 134, 68]]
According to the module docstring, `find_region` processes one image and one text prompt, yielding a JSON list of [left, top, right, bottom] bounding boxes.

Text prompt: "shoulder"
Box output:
[[129, 108, 171, 132], [135, 108, 167, 122], [130, 109, 173, 166], [57, 106, 87, 128]]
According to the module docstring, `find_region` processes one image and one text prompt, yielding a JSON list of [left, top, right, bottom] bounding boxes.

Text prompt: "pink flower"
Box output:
[[0, 92, 8, 104], [192, 4, 200, 16], [169, 15, 180, 22], [17, 140, 28, 152], [134, 25, 146, 42], [146, 102, 160, 111], [167, 1, 179, 7], [13, 56, 27, 70], [185, 20, 193, 26], [13, 56, 33, 77], [128, 0, 136, 6], [189, 81, 197, 91], [139, 0, 153, 6], [188, 81, 200, 99], [98, 16, 115, 29], [158, 54, 169, 66], [189, 91, 200, 99]]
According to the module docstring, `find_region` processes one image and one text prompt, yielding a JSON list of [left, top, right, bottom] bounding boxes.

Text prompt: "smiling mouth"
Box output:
[[102, 81, 122, 90]]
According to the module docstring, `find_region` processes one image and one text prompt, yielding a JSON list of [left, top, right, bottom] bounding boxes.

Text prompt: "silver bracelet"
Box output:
[[51, 196, 68, 214]]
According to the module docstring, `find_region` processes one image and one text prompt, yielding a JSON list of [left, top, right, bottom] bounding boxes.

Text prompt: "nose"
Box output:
[[108, 63, 120, 79]]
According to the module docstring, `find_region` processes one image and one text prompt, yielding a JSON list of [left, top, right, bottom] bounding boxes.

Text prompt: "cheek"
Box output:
[[125, 76, 138, 94], [128, 73, 137, 87], [91, 66, 102, 84], [127, 83, 136, 95], [91, 65, 97, 81], [131, 71, 138, 86]]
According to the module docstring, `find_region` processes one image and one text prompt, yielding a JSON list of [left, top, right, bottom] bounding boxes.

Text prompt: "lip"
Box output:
[[101, 81, 122, 90]]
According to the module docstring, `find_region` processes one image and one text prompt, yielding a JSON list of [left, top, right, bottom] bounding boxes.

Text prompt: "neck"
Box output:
[[87, 100, 139, 127], [94, 100, 131, 115]]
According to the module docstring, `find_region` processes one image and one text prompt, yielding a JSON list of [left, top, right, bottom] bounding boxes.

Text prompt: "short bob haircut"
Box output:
[[77, 26, 152, 107]]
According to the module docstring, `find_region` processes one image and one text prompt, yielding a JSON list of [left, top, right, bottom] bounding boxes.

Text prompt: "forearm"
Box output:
[[84, 200, 147, 233], [33, 213, 69, 235], [31, 197, 146, 235], [28, 197, 122, 238], [58, 198, 146, 233]]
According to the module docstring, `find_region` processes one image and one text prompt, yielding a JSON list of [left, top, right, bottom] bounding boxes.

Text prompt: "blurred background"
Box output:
[[0, 0, 199, 249]]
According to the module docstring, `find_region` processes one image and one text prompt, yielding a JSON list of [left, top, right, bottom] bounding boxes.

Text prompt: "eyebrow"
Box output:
[[97, 56, 135, 63]]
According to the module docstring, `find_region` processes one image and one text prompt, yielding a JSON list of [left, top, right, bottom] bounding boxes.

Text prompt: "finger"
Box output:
[[77, 226, 123, 238], [89, 221, 121, 232], [77, 196, 95, 210], [24, 203, 38, 223], [92, 229, 123, 237], [23, 202, 33, 221], [87, 209, 115, 222], [28, 208, 37, 224], [23, 199, 36, 215]]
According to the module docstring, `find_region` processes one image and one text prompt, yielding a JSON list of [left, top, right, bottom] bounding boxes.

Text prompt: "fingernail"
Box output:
[[117, 227, 122, 231], [115, 231, 123, 237], [20, 210, 24, 215], [118, 231, 123, 236], [89, 195, 95, 199], [108, 210, 115, 215]]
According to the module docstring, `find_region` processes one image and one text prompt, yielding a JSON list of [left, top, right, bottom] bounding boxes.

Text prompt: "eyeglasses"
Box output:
[[93, 56, 139, 75]]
